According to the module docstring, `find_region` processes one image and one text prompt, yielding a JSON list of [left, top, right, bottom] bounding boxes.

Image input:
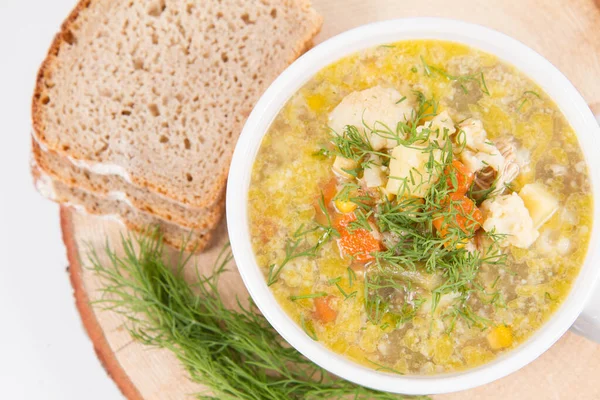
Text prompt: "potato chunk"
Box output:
[[519, 183, 559, 229], [417, 110, 456, 146], [385, 144, 440, 198]]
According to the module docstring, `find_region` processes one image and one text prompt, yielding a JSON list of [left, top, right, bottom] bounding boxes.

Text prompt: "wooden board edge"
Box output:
[[61, 206, 143, 400]]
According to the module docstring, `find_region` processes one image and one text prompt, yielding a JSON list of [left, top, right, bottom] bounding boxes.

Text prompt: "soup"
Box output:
[[248, 40, 592, 374]]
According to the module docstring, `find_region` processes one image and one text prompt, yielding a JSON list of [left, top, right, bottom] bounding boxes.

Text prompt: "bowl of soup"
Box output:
[[226, 18, 600, 395]]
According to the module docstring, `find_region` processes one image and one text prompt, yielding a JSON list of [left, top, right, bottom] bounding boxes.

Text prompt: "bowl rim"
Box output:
[[226, 17, 600, 395]]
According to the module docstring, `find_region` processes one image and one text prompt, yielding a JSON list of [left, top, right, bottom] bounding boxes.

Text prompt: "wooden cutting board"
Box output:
[[61, 0, 600, 399]]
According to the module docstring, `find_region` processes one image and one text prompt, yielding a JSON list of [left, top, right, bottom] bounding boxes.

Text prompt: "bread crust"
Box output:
[[32, 0, 92, 141], [31, 0, 323, 209], [32, 138, 225, 230], [34, 166, 218, 252]]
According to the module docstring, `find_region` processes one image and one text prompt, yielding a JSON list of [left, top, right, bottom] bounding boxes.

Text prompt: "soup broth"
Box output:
[[248, 40, 592, 374]]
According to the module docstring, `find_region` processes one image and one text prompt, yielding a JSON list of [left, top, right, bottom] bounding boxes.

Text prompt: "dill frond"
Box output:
[[90, 231, 423, 400]]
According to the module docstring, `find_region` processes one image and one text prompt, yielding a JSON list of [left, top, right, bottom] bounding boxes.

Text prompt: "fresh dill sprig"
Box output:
[[363, 272, 424, 326], [300, 314, 319, 341], [328, 276, 343, 285], [268, 195, 339, 286], [267, 236, 321, 286], [516, 90, 541, 112], [420, 56, 490, 95], [290, 292, 327, 301], [347, 267, 357, 288], [314, 90, 508, 335], [335, 281, 358, 300], [325, 92, 440, 178], [313, 147, 332, 158], [468, 180, 498, 204], [329, 124, 391, 163], [523, 90, 541, 98], [362, 115, 508, 328], [91, 231, 421, 400], [348, 208, 373, 232], [366, 359, 405, 375], [332, 182, 361, 202]]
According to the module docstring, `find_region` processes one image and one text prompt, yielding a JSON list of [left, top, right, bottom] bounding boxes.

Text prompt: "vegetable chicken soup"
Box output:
[[248, 40, 592, 374]]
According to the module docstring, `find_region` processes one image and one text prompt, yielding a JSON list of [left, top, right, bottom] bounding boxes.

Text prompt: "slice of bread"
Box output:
[[33, 139, 223, 230], [33, 166, 218, 252], [32, 0, 322, 208]]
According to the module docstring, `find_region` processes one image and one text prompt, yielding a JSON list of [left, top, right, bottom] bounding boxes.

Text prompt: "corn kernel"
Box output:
[[455, 238, 469, 249], [487, 325, 513, 350], [305, 93, 326, 112], [335, 198, 357, 213]]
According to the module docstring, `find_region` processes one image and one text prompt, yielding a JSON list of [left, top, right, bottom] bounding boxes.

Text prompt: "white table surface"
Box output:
[[0, 0, 123, 398]]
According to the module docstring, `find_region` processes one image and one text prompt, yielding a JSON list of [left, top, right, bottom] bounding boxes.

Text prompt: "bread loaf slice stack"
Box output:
[[31, 0, 322, 251]]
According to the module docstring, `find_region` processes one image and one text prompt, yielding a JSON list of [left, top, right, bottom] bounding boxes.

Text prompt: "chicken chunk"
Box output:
[[329, 86, 414, 150], [416, 110, 456, 146], [457, 118, 506, 175], [460, 149, 505, 173], [459, 118, 497, 154], [362, 155, 387, 188], [480, 193, 539, 249]]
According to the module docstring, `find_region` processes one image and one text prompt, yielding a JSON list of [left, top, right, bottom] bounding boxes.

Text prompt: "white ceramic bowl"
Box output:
[[226, 18, 600, 395]]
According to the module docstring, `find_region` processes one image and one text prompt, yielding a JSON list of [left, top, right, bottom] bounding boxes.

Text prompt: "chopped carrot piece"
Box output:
[[257, 219, 277, 245], [446, 160, 474, 197], [435, 160, 480, 239], [321, 178, 338, 205], [433, 195, 482, 238], [333, 213, 356, 231], [314, 178, 337, 225], [338, 231, 382, 262], [432, 216, 445, 236], [314, 296, 337, 323], [314, 178, 338, 226], [334, 213, 382, 261]]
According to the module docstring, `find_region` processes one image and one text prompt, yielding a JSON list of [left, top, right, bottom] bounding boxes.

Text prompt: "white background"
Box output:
[[0, 0, 123, 398]]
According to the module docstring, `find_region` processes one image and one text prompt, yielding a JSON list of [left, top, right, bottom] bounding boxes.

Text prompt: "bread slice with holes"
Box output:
[[32, 166, 217, 252], [33, 140, 223, 230], [32, 0, 322, 208]]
